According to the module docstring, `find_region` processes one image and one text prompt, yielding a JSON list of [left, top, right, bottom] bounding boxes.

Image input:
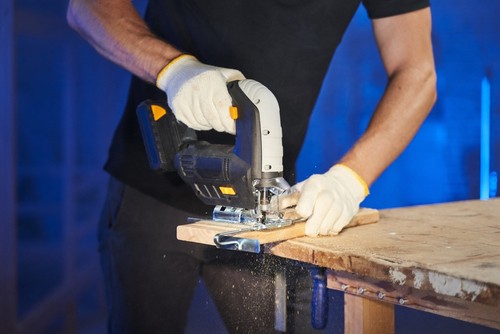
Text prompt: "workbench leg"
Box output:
[[344, 293, 394, 334]]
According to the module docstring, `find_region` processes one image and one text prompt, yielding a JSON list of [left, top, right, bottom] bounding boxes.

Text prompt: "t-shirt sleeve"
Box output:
[[362, 0, 430, 19]]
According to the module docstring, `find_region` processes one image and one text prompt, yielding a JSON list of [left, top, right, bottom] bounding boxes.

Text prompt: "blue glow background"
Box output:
[[10, 0, 499, 332]]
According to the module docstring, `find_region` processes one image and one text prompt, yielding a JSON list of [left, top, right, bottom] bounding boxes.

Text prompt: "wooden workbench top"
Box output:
[[266, 198, 500, 329]]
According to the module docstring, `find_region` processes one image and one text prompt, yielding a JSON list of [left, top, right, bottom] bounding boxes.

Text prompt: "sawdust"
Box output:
[[209, 253, 315, 332]]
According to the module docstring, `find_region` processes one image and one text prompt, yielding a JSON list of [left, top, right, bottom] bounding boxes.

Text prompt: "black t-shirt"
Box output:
[[104, 0, 430, 214]]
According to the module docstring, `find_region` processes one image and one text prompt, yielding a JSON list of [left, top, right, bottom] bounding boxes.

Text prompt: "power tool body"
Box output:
[[137, 79, 294, 252]]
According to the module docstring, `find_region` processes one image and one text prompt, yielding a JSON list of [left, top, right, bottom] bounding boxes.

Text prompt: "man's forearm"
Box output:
[[339, 66, 437, 187], [67, 0, 182, 83], [339, 8, 437, 188]]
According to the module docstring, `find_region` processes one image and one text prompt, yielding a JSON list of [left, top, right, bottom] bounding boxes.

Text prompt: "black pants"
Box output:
[[98, 177, 318, 333]]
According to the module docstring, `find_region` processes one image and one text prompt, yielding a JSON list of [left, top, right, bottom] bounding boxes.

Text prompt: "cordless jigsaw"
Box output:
[[137, 79, 293, 252], [137, 80, 379, 329]]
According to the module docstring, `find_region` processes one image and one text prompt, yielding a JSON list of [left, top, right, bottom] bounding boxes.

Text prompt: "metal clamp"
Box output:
[[213, 227, 263, 253]]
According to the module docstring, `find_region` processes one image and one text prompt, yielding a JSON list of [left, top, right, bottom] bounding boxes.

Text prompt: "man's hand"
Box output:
[[280, 164, 369, 237], [156, 55, 245, 134]]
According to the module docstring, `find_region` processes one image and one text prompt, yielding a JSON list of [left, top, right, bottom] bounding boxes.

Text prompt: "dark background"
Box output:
[[2, 0, 499, 333]]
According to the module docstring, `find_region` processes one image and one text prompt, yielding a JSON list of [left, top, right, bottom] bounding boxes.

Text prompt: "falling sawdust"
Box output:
[[212, 254, 314, 332]]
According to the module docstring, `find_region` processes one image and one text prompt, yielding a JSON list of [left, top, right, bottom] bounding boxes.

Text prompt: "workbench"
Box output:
[[264, 198, 500, 333], [178, 198, 500, 332]]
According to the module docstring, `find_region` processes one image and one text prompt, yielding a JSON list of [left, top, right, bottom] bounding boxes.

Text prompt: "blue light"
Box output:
[[480, 76, 491, 200], [490, 171, 498, 198]]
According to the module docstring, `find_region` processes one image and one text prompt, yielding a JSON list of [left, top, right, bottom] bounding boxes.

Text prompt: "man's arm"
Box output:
[[67, 0, 182, 83], [339, 7, 437, 186], [281, 7, 437, 236], [67, 0, 244, 133]]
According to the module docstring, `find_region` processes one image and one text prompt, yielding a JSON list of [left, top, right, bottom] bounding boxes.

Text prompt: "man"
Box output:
[[67, 0, 437, 332]]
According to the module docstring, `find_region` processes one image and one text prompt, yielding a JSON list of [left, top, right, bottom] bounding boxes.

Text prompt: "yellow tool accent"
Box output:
[[151, 105, 167, 121], [219, 186, 236, 196], [229, 106, 239, 120]]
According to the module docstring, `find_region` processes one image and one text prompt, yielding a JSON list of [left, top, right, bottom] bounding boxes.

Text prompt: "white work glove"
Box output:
[[281, 164, 369, 237], [156, 54, 245, 134]]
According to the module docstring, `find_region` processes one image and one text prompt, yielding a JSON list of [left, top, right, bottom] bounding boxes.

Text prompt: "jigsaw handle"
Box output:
[[229, 80, 284, 178]]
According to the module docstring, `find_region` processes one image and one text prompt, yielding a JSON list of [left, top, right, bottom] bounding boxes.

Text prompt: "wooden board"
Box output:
[[176, 207, 380, 246], [266, 199, 500, 329]]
